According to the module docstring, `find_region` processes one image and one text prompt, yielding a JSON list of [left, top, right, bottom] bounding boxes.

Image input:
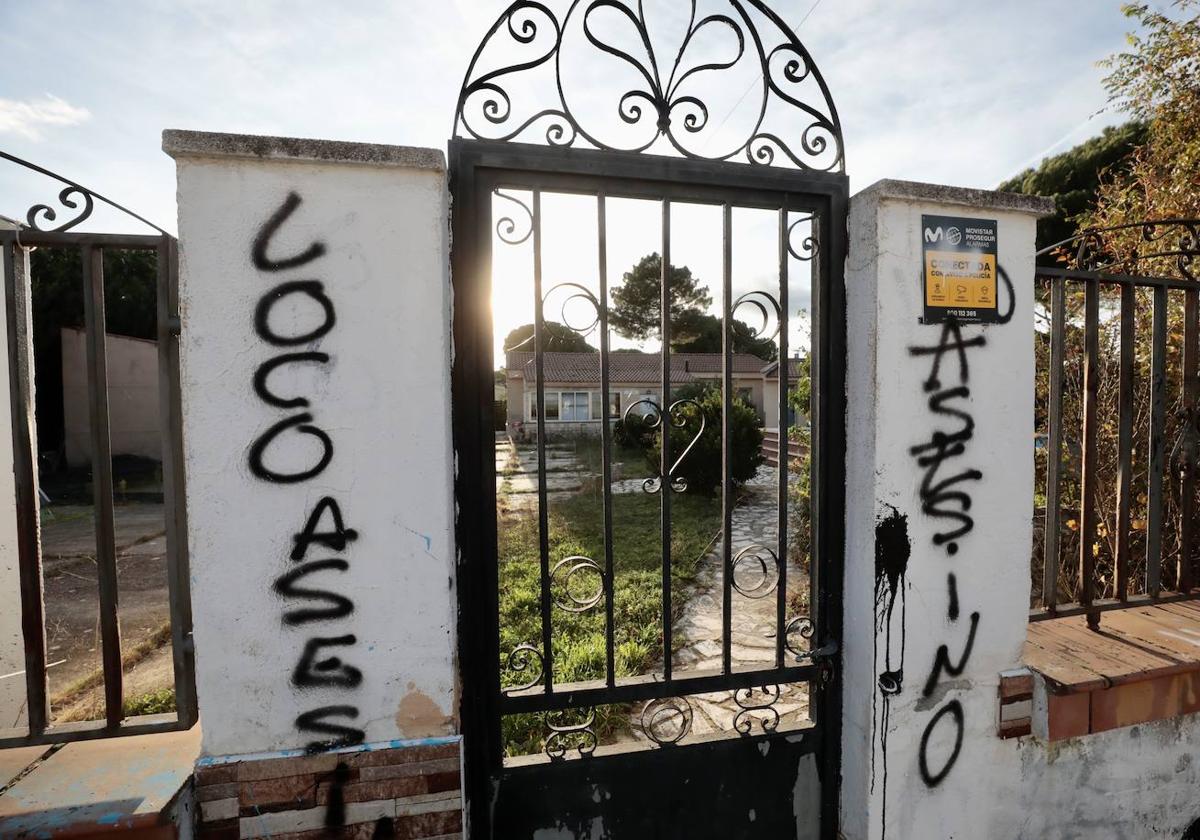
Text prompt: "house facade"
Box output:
[[504, 350, 802, 438]]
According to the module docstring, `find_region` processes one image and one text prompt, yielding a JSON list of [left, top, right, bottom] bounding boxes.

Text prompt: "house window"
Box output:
[[561, 391, 591, 422], [531, 391, 559, 420], [609, 392, 621, 418], [737, 387, 753, 405]]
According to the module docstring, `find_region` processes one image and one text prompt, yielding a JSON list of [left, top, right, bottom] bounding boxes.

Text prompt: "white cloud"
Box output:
[[0, 94, 91, 141]]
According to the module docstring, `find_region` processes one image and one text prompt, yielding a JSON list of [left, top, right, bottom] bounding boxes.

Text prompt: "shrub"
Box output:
[[624, 383, 763, 496]]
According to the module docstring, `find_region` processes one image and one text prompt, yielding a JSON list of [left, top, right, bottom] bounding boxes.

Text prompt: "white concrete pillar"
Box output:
[[840, 180, 1052, 840], [0, 223, 35, 733], [163, 131, 457, 758]]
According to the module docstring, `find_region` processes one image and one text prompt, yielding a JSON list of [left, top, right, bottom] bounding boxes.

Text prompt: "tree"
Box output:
[[1087, 1, 1200, 233], [1025, 2, 1200, 604], [502, 321, 596, 353], [999, 122, 1148, 256], [609, 253, 712, 342], [670, 309, 778, 361]]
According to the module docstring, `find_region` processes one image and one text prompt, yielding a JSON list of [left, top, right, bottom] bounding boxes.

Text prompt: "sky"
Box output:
[[0, 0, 1140, 361]]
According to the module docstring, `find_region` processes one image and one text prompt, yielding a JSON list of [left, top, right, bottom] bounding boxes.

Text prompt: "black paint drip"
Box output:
[[325, 761, 350, 829], [875, 506, 911, 615], [872, 505, 911, 840]]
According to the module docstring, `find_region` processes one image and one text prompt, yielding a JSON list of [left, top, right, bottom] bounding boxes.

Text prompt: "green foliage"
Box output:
[[999, 122, 1148, 256], [1088, 0, 1200, 230], [123, 687, 176, 716], [497, 489, 720, 755], [609, 253, 712, 342], [787, 355, 812, 422], [502, 320, 596, 353], [670, 309, 778, 361], [631, 382, 764, 496]]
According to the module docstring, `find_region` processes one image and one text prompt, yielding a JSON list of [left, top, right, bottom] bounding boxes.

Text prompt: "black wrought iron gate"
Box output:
[[450, 3, 847, 838]]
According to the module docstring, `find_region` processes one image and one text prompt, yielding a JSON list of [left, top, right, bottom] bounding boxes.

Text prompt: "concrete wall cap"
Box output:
[[162, 129, 445, 173], [853, 178, 1056, 217]]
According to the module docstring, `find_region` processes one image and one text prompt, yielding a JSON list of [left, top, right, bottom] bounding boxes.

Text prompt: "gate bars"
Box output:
[[453, 142, 846, 760], [1032, 220, 1200, 628], [0, 151, 195, 746]]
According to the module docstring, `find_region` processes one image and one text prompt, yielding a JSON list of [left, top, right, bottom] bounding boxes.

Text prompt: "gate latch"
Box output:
[[795, 639, 838, 664], [797, 640, 839, 686]]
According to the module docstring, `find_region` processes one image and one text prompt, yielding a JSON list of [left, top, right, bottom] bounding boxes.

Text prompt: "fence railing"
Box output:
[[0, 225, 195, 747], [1031, 220, 1200, 628]]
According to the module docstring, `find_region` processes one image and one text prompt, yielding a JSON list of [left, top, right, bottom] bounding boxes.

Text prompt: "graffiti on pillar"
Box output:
[[249, 191, 365, 752], [871, 505, 910, 834], [907, 316, 985, 788]]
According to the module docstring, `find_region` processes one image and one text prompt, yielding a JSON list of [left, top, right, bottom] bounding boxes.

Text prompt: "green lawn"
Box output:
[[497, 487, 720, 756]]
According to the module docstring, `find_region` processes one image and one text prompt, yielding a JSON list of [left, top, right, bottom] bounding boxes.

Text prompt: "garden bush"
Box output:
[[624, 383, 763, 496]]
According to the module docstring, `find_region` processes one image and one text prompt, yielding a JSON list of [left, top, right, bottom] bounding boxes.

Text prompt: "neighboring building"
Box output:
[[504, 350, 804, 439], [61, 326, 161, 467]]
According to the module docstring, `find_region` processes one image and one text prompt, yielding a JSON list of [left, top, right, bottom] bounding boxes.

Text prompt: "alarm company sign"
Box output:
[[922, 214, 999, 324]]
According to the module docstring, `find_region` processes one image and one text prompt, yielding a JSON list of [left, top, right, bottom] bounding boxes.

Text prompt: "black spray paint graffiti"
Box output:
[[871, 506, 910, 837], [249, 192, 365, 756], [907, 317, 985, 789]]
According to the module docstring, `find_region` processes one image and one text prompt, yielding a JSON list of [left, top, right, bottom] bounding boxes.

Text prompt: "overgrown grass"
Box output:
[[498, 488, 720, 756], [124, 687, 176, 716]]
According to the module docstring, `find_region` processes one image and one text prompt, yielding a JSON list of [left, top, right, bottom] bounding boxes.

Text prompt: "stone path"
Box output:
[[495, 436, 584, 512], [637, 465, 812, 741]]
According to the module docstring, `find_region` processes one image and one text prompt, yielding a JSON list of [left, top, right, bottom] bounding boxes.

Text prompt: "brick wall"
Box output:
[[193, 740, 462, 839]]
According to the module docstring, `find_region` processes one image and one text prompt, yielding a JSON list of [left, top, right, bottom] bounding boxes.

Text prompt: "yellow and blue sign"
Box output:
[[922, 214, 998, 324]]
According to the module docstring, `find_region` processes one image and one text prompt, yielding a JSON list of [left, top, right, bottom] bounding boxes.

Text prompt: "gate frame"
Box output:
[[449, 137, 848, 838], [0, 226, 196, 747]]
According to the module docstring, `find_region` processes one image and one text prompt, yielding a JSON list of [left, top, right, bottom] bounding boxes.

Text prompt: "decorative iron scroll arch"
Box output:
[[0, 150, 169, 236], [1038, 219, 1200, 282], [454, 0, 844, 172]]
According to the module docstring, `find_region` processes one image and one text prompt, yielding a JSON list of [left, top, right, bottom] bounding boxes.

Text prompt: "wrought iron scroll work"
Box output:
[[1038, 219, 1200, 282], [550, 555, 605, 612], [545, 707, 598, 759], [504, 644, 546, 693], [454, 0, 844, 172], [640, 696, 693, 745], [731, 543, 780, 599], [733, 684, 781, 734], [1, 150, 169, 235], [622, 397, 705, 493]]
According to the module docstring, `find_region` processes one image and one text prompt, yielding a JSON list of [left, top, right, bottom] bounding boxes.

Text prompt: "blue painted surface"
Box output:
[[0, 728, 197, 836], [195, 733, 462, 766]]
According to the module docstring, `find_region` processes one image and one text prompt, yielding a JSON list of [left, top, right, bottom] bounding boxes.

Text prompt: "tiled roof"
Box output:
[[761, 358, 806, 380], [505, 351, 771, 385]]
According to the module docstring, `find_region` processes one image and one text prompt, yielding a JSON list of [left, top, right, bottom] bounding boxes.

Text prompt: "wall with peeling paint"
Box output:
[[842, 181, 1200, 840], [842, 180, 1042, 840], [166, 132, 456, 758]]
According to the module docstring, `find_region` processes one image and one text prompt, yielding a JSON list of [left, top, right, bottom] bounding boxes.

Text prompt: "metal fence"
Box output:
[[1031, 220, 1200, 628], [0, 152, 195, 746]]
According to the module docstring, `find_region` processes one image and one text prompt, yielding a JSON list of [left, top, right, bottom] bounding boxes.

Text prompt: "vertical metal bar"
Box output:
[[808, 211, 823, 657], [721, 204, 733, 675], [1079, 278, 1100, 629], [531, 191, 553, 692], [1147, 285, 1168, 597], [1042, 278, 1066, 612], [775, 206, 789, 668], [1180, 289, 1198, 593], [660, 199, 672, 682], [597, 193, 616, 687], [4, 240, 47, 735], [81, 245, 123, 726], [1115, 284, 1135, 602], [156, 237, 196, 727]]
